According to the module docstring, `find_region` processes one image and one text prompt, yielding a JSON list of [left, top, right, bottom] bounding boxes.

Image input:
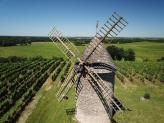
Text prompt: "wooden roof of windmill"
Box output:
[[81, 41, 116, 73]]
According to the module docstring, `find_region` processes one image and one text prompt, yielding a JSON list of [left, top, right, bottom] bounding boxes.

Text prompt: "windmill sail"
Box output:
[[48, 27, 79, 59], [48, 27, 81, 101], [81, 12, 128, 63], [49, 12, 128, 122], [84, 65, 126, 112]]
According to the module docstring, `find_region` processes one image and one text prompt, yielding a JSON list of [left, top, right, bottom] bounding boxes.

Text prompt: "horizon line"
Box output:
[[0, 35, 164, 39]]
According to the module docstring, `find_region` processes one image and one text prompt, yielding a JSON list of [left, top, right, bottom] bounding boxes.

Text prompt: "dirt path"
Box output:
[[43, 76, 53, 91], [16, 95, 42, 123], [16, 74, 53, 123]]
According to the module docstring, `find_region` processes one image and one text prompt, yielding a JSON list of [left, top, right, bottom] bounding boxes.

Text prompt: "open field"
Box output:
[[26, 76, 164, 123], [0, 42, 64, 58], [114, 81, 164, 123], [0, 58, 66, 123], [0, 41, 164, 123], [106, 41, 164, 61], [26, 61, 76, 123], [0, 42, 164, 61], [26, 73, 76, 123]]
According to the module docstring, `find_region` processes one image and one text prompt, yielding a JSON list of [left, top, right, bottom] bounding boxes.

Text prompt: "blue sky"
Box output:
[[0, 0, 164, 37]]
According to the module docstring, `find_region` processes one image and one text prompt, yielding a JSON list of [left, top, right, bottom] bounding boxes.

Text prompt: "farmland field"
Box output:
[[0, 41, 164, 123], [0, 58, 65, 123], [0, 41, 164, 61], [105, 41, 164, 61], [0, 42, 64, 58], [116, 61, 164, 83], [0, 42, 84, 58]]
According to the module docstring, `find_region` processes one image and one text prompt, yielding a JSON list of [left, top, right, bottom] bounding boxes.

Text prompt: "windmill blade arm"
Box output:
[[85, 66, 113, 95], [57, 66, 82, 102], [113, 97, 127, 111], [57, 80, 74, 102], [85, 73, 118, 113], [48, 27, 80, 59], [75, 72, 83, 100], [82, 12, 128, 63], [56, 67, 76, 101], [84, 66, 124, 112]]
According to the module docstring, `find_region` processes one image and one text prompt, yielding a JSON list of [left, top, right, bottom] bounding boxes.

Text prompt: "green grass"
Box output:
[[27, 88, 76, 123], [26, 62, 76, 123], [1, 41, 164, 123], [107, 41, 164, 61], [114, 80, 164, 123], [0, 42, 64, 58], [0, 41, 163, 61], [27, 76, 164, 123], [0, 42, 85, 58]]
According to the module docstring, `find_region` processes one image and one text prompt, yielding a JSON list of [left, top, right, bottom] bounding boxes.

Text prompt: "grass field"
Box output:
[[26, 62, 76, 123], [26, 77, 164, 123], [0, 41, 164, 123], [0, 42, 64, 58], [114, 80, 164, 123], [26, 83, 76, 123], [110, 41, 164, 61], [0, 42, 164, 61]]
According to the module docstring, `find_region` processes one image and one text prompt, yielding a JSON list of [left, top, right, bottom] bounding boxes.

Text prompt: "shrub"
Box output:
[[157, 56, 164, 62], [144, 92, 150, 99], [124, 49, 135, 61], [106, 45, 124, 60], [107, 45, 135, 61]]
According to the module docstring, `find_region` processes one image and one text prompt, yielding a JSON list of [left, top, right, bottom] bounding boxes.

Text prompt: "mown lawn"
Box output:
[[26, 87, 76, 123], [114, 80, 164, 123], [26, 62, 77, 123], [27, 76, 164, 123], [0, 42, 64, 58]]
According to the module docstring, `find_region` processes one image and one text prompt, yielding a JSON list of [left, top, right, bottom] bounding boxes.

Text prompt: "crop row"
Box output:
[[0, 58, 64, 123], [60, 62, 71, 83], [115, 61, 164, 83]]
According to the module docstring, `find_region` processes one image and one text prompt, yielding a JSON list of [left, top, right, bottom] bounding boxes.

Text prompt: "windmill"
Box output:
[[48, 12, 128, 123]]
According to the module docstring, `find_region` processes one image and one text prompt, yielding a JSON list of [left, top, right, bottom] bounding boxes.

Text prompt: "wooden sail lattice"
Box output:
[[49, 12, 128, 120], [85, 74, 117, 113], [81, 12, 128, 63], [56, 67, 76, 102], [48, 27, 79, 59], [85, 66, 124, 112]]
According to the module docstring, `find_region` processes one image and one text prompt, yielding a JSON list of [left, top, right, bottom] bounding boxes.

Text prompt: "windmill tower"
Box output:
[[48, 12, 128, 123]]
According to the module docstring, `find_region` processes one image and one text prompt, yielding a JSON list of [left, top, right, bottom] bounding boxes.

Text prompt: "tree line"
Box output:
[[0, 36, 163, 46], [0, 36, 49, 46], [0, 56, 54, 63]]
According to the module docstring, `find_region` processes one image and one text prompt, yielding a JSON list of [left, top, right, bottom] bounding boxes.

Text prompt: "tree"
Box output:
[[107, 45, 135, 61], [157, 57, 164, 62], [116, 48, 124, 60], [106, 45, 117, 60], [124, 48, 135, 61], [106, 45, 124, 60]]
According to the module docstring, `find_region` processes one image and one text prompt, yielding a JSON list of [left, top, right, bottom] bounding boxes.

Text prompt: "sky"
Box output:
[[0, 0, 164, 37]]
